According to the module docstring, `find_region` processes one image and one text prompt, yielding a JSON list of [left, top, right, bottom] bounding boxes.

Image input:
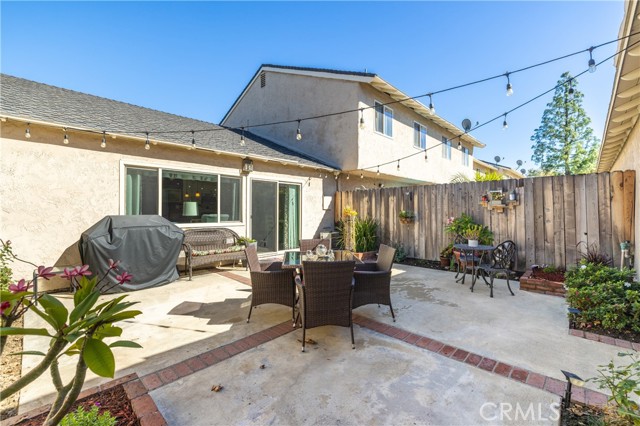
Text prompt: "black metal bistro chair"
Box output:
[[475, 240, 517, 298]]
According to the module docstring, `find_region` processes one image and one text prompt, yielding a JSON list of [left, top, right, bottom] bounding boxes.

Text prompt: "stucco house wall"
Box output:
[[0, 120, 330, 289]]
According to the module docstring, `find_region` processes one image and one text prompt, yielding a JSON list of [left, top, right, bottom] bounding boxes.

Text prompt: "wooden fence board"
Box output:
[[335, 172, 625, 271]]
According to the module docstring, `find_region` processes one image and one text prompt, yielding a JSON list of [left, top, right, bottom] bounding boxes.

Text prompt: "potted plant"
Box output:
[[440, 244, 453, 267], [353, 217, 378, 260], [489, 190, 505, 206], [399, 210, 415, 224], [238, 236, 257, 248], [463, 224, 482, 247]]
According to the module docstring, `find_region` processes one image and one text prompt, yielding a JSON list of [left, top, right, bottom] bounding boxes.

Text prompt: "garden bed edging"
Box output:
[[519, 270, 566, 297]]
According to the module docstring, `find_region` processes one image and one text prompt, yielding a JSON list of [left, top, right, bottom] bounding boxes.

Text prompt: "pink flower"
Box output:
[[116, 272, 133, 285], [108, 259, 121, 270], [9, 279, 29, 293], [73, 265, 92, 277], [60, 267, 78, 280], [37, 266, 56, 280], [0, 301, 10, 315]]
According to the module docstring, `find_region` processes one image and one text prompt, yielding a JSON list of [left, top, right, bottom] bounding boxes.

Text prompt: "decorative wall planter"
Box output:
[[399, 217, 415, 224], [519, 270, 566, 297]]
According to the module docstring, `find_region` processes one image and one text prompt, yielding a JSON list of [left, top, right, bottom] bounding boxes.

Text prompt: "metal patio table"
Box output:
[[453, 244, 495, 290]]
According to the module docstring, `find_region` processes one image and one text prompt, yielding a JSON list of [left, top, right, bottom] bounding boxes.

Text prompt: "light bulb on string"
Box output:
[[101, 131, 106, 148], [191, 131, 196, 150], [588, 47, 596, 73], [360, 172, 364, 179], [396, 160, 400, 171], [359, 108, 365, 130], [240, 127, 246, 146], [506, 73, 514, 96], [346, 174, 350, 180], [503, 114, 509, 130], [145, 132, 150, 150], [376, 166, 380, 176], [63, 129, 69, 145], [457, 141, 462, 150], [428, 94, 435, 115], [296, 120, 302, 141], [424, 150, 428, 161], [25, 123, 31, 139]]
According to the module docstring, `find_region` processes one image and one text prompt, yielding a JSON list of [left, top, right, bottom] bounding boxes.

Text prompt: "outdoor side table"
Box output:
[[453, 244, 495, 290]]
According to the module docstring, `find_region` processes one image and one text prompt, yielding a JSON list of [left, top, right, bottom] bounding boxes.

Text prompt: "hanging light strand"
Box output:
[[63, 128, 69, 145], [101, 131, 106, 148], [240, 127, 246, 146], [296, 120, 302, 141], [145, 132, 150, 150], [191, 130, 196, 150], [25, 123, 31, 139], [506, 72, 514, 96]]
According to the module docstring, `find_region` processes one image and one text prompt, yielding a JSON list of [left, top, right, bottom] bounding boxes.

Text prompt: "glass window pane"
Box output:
[[252, 180, 278, 252], [414, 123, 421, 148], [375, 102, 384, 133], [220, 176, 241, 222], [162, 170, 217, 224], [384, 107, 393, 136], [420, 125, 427, 149], [125, 168, 158, 215]]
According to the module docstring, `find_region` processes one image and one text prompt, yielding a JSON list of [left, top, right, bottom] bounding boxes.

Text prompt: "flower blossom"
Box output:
[[60, 267, 78, 280], [37, 266, 56, 280], [624, 282, 631, 288], [0, 301, 11, 315], [116, 272, 133, 285], [73, 265, 92, 277], [9, 279, 29, 293], [108, 259, 121, 270]]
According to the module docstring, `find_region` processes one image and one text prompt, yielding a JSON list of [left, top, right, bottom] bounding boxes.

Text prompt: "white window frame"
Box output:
[[442, 137, 451, 160], [461, 146, 470, 166], [374, 100, 393, 138], [414, 122, 427, 149]]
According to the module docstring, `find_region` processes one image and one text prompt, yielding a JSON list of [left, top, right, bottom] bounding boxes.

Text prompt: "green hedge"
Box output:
[[565, 262, 639, 333]]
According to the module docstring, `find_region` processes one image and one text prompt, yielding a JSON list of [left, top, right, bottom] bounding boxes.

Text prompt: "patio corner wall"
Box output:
[[335, 171, 635, 271]]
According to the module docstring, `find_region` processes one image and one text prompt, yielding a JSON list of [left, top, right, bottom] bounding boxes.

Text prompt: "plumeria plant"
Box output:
[[0, 260, 142, 426]]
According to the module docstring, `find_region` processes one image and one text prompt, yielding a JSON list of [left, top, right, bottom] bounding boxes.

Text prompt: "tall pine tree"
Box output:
[[530, 72, 599, 175]]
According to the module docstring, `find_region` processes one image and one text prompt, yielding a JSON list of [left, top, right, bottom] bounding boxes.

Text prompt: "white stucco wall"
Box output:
[[610, 119, 640, 273], [0, 121, 330, 289]]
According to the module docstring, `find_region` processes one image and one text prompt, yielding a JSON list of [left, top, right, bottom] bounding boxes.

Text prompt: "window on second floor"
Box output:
[[375, 101, 393, 137], [461, 146, 469, 166], [414, 123, 427, 149], [442, 137, 451, 160]]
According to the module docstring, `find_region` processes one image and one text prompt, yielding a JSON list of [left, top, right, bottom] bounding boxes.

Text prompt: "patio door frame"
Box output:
[[249, 178, 302, 253]]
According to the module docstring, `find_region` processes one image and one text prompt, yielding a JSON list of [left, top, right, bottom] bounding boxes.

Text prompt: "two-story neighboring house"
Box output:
[[221, 65, 485, 189]]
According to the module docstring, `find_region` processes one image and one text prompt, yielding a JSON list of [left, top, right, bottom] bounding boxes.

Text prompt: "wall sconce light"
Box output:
[[242, 158, 254, 173], [561, 370, 585, 410]]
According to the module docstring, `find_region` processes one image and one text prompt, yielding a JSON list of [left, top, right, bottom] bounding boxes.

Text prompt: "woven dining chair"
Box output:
[[295, 260, 356, 352], [245, 245, 296, 324], [299, 238, 330, 252], [353, 244, 396, 321]]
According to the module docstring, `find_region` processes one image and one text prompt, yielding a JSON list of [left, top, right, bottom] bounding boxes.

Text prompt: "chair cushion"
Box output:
[[191, 245, 245, 256]]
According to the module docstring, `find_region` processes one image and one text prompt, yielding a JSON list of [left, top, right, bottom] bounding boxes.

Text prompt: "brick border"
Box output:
[[4, 373, 167, 426], [352, 315, 610, 407], [568, 328, 640, 351]]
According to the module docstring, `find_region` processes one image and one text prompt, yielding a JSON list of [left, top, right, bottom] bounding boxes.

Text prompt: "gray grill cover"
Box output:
[[79, 215, 184, 293]]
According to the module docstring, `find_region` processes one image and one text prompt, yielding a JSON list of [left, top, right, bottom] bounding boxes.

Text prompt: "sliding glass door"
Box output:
[[251, 180, 300, 252]]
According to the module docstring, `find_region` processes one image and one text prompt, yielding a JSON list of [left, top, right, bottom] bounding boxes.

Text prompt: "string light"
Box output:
[[503, 114, 509, 130], [376, 166, 380, 176], [191, 130, 196, 150], [296, 120, 302, 141], [588, 47, 597, 73], [240, 127, 246, 146], [25, 123, 31, 139], [396, 160, 400, 171], [428, 94, 435, 115], [145, 132, 150, 150], [360, 172, 364, 179], [359, 108, 365, 129], [506, 73, 514, 96], [346, 174, 350, 180], [424, 150, 428, 161], [101, 131, 106, 148], [63, 129, 69, 145], [457, 141, 462, 150]]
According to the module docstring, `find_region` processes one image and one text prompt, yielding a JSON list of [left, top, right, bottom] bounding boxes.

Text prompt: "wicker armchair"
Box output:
[[295, 260, 356, 352], [353, 244, 396, 321], [245, 245, 296, 323], [299, 238, 330, 252], [475, 240, 517, 298]]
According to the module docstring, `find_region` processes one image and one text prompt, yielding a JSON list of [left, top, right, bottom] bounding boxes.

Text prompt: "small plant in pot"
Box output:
[[399, 210, 415, 224], [440, 244, 453, 267], [464, 225, 483, 247], [238, 237, 257, 248]]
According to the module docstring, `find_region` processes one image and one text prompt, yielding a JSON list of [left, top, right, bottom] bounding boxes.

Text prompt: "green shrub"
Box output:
[[565, 262, 639, 332], [590, 352, 640, 424], [60, 405, 117, 426], [392, 242, 407, 263], [354, 217, 378, 252]]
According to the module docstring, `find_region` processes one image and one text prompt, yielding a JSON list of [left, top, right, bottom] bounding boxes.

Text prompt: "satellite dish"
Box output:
[[494, 156, 502, 163], [516, 160, 523, 167], [520, 168, 527, 174], [462, 119, 472, 132]]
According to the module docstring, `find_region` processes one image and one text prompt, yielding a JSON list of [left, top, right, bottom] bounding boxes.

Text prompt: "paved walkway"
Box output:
[[18, 264, 629, 424]]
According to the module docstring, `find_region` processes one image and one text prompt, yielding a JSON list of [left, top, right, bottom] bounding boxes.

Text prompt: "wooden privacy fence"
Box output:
[[335, 170, 635, 271]]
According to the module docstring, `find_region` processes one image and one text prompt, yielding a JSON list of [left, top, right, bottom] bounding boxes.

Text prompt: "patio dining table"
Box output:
[[282, 250, 364, 270], [453, 244, 495, 290]]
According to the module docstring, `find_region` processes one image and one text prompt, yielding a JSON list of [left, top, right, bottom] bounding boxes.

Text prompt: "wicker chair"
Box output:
[[299, 238, 330, 252], [245, 245, 296, 323], [353, 244, 397, 321], [295, 260, 356, 352], [474, 240, 517, 298]]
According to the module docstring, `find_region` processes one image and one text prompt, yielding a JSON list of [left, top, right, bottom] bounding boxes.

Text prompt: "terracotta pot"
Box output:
[[439, 256, 450, 267], [353, 251, 377, 261], [399, 217, 415, 224]]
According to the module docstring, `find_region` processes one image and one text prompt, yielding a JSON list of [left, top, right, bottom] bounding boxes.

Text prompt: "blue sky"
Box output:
[[1, 1, 624, 173]]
